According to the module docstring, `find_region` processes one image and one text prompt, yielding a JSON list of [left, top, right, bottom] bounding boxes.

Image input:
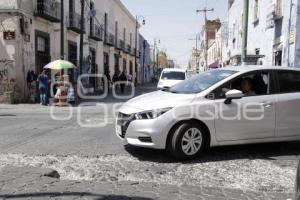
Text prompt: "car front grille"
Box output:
[[117, 112, 135, 138]]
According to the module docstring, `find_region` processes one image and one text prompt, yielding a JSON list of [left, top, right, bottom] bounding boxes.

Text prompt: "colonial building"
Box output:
[[0, 0, 142, 103], [188, 48, 201, 72], [228, 0, 300, 67], [198, 19, 222, 71], [207, 23, 229, 68], [139, 34, 151, 83]]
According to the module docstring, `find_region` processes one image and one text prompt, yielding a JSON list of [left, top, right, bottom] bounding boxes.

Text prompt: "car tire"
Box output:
[[168, 122, 206, 160]]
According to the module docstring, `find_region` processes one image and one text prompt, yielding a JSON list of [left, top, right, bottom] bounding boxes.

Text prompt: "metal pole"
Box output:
[[79, 0, 84, 75], [287, 0, 293, 67], [153, 41, 156, 79], [135, 16, 138, 85], [205, 12, 208, 71], [142, 40, 146, 83], [60, 0, 64, 60], [241, 0, 249, 65]]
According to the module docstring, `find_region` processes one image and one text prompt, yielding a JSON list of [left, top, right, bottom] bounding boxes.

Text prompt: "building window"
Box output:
[[130, 33, 132, 45], [114, 54, 119, 73], [276, 0, 282, 17], [253, 0, 259, 22], [115, 21, 118, 43], [37, 36, 46, 52], [123, 28, 126, 42]]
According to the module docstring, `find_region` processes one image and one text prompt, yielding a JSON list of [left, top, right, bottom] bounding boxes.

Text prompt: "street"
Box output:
[[0, 84, 299, 200]]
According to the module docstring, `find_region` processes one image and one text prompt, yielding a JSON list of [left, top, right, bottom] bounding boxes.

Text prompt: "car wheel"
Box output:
[[168, 122, 206, 160]]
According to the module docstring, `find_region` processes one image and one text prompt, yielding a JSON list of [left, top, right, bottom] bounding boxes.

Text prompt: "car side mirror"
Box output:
[[224, 89, 244, 104]]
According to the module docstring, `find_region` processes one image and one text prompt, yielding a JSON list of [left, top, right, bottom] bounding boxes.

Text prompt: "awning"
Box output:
[[208, 60, 220, 69]]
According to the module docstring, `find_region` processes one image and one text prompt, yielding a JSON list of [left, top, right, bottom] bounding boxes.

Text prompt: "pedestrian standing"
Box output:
[[104, 70, 111, 92], [119, 70, 127, 94], [112, 70, 120, 92], [37, 70, 49, 105]]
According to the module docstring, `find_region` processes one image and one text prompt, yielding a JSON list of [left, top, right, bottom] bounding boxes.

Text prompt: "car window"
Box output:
[[169, 69, 237, 94], [211, 71, 271, 99], [161, 71, 186, 80], [277, 71, 300, 93]]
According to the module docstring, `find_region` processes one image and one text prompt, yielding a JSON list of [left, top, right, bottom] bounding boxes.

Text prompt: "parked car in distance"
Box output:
[[157, 68, 186, 90], [116, 66, 300, 160]]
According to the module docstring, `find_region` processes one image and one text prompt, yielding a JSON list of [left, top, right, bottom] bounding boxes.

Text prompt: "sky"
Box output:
[[121, 0, 228, 68]]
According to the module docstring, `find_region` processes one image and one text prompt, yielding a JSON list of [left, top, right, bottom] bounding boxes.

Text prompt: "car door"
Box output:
[[275, 70, 300, 137], [212, 70, 276, 141]]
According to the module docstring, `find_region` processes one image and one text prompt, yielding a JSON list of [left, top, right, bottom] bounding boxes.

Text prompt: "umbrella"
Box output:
[[44, 59, 76, 70]]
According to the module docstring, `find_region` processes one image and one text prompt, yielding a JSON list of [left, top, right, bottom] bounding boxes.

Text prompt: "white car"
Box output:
[[116, 66, 300, 160], [296, 159, 300, 200], [157, 68, 186, 90]]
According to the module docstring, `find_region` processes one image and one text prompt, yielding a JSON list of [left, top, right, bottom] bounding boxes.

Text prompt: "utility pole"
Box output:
[[287, 0, 294, 67], [134, 16, 138, 85], [197, 8, 214, 71], [60, 0, 64, 60], [79, 0, 84, 75], [241, 0, 249, 65]]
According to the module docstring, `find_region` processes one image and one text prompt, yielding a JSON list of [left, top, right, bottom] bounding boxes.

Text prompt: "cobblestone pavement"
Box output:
[[0, 166, 294, 200], [0, 84, 299, 200]]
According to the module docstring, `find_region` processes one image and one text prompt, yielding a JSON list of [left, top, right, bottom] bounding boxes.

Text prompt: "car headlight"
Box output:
[[134, 107, 173, 120]]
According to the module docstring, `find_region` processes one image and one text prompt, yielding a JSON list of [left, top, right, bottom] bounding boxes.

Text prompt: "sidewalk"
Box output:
[[0, 166, 293, 200]]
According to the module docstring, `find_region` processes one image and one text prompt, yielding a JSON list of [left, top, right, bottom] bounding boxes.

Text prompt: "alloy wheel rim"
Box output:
[[181, 128, 202, 156]]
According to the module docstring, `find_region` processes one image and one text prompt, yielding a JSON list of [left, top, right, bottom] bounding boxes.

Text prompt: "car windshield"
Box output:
[[169, 69, 237, 94], [161, 71, 186, 80]]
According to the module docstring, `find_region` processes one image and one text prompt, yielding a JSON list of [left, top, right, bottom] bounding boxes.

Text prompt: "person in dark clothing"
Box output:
[[104, 70, 111, 92], [119, 71, 127, 94], [38, 70, 49, 105], [112, 70, 120, 92]]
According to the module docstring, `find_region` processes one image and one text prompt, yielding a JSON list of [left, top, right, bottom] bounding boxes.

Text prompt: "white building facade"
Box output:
[[0, 0, 140, 103], [228, 0, 300, 67]]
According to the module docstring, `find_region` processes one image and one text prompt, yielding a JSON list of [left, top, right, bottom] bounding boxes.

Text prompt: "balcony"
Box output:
[[131, 47, 136, 56], [116, 39, 125, 50], [104, 33, 115, 46], [89, 22, 103, 41], [34, 0, 61, 22], [125, 44, 131, 54], [67, 12, 84, 34], [137, 50, 141, 58]]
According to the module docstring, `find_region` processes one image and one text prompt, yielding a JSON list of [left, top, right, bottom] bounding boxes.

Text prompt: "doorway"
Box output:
[[68, 41, 78, 82], [35, 30, 50, 75]]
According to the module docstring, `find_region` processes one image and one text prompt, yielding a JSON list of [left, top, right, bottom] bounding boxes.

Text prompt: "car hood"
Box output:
[[119, 90, 196, 114]]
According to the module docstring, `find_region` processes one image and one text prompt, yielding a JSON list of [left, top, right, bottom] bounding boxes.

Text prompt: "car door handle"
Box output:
[[261, 101, 273, 108]]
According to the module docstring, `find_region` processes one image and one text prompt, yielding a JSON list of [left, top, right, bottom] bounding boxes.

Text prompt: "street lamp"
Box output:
[[135, 15, 145, 85]]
